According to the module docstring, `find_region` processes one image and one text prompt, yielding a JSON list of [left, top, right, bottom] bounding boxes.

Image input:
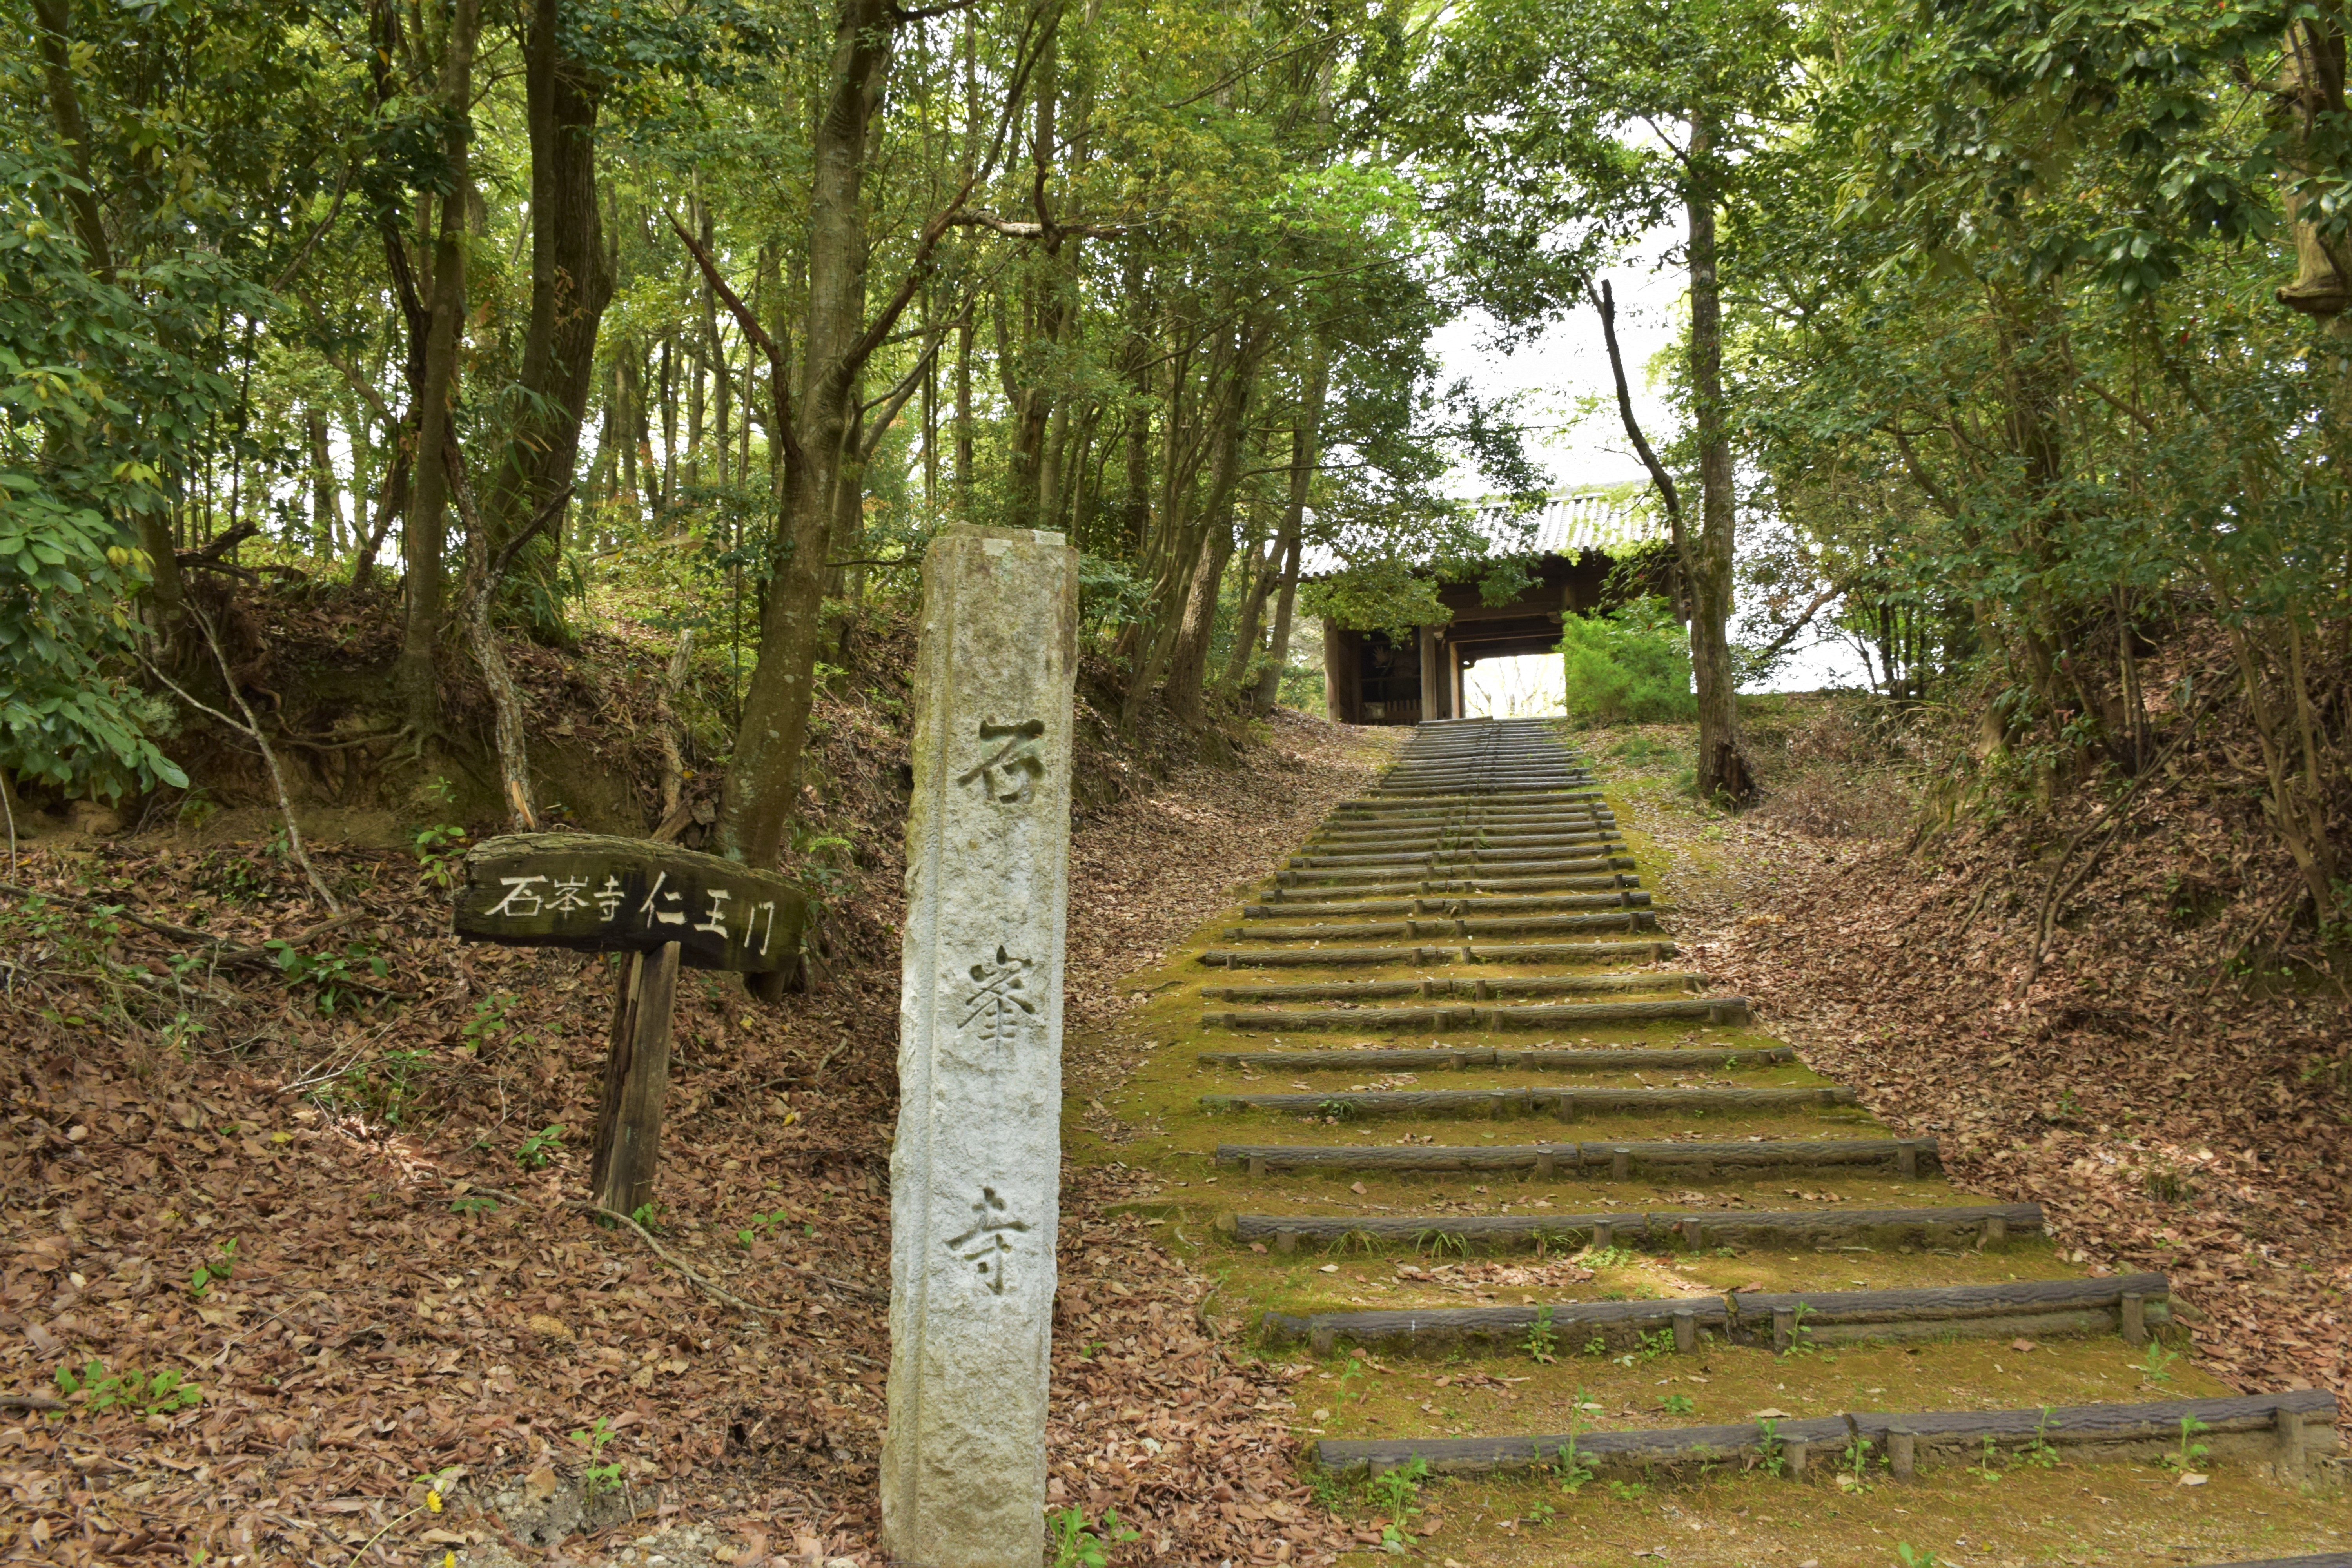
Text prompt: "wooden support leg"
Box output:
[[1896, 1140, 1918, 1179], [2120, 1291, 2147, 1347], [1610, 1147, 1630, 1181], [1276, 1227, 1299, 1255], [1773, 1307, 1795, 1354], [2276, 1406, 2306, 1481], [1671, 1308, 1697, 1354], [589, 942, 682, 1221], [1888, 1429, 1915, 1482], [1248, 1156, 1267, 1178], [1784, 1437, 1809, 1477]]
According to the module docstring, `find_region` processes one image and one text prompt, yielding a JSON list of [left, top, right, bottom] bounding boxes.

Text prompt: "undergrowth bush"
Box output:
[[1559, 598, 1696, 725]]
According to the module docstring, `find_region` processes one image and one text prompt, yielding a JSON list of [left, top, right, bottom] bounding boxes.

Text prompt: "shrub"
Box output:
[[1559, 598, 1697, 724]]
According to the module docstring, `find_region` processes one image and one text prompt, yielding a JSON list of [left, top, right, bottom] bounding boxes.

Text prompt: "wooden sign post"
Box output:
[[452, 831, 805, 1218]]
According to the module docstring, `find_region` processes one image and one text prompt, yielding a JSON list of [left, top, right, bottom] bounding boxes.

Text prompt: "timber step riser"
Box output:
[[1201, 1086, 1852, 1117], [1199, 1044, 1773, 1069], [1262, 875, 1645, 900], [1312, 1391, 2340, 1479], [1275, 857, 1641, 885], [1289, 843, 1629, 868], [1198, 940, 1681, 967], [1229, 1203, 2043, 1249], [1263, 1272, 2173, 1354], [1201, 998, 1748, 1029], [1213, 1135, 1932, 1177], [1198, 973, 1706, 1001], [1242, 894, 1653, 916], [1306, 828, 1622, 848], [1224, 913, 1663, 941]]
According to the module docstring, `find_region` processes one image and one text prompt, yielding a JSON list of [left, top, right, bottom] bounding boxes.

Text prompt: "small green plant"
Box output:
[[2136, 1341, 2181, 1385], [1414, 1228, 1471, 1257], [1524, 1499, 1557, 1525], [1843, 1433, 1876, 1488], [449, 1194, 500, 1217], [55, 1359, 202, 1415], [572, 1415, 624, 1496], [516, 1124, 566, 1170], [1895, 1547, 1942, 1568], [1604, 1478, 1648, 1500], [1367, 1455, 1427, 1548], [414, 824, 468, 890], [1659, 1392, 1696, 1416], [1781, 1301, 1816, 1356], [1047, 1506, 1140, 1568], [1968, 1433, 2002, 1481], [1581, 1332, 1608, 1357], [1550, 1389, 1598, 1493], [1615, 1324, 1677, 1368], [630, 1201, 659, 1231], [1521, 1305, 1558, 1363], [1581, 1243, 1636, 1269], [461, 991, 524, 1053], [188, 1237, 237, 1299], [2161, 1413, 2210, 1474], [2018, 1405, 2060, 1468], [1314, 1097, 1358, 1123], [1757, 1417, 1786, 1477], [265, 938, 389, 1014], [734, 1210, 790, 1249]]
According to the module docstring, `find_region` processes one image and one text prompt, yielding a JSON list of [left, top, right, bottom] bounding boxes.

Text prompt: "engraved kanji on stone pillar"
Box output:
[[882, 527, 1078, 1568]]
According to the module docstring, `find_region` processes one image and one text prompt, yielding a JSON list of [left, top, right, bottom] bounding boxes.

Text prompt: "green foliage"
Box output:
[[187, 1237, 237, 1299], [1895, 1547, 1941, 1568], [572, 1415, 624, 1496], [1659, 1392, 1695, 1416], [1047, 1506, 1140, 1568], [265, 939, 387, 1014], [1520, 1304, 1558, 1363], [55, 1358, 202, 1415], [2162, 1413, 2211, 1474], [413, 826, 468, 891], [1559, 599, 1696, 726], [516, 1125, 566, 1171], [1367, 1455, 1427, 1544]]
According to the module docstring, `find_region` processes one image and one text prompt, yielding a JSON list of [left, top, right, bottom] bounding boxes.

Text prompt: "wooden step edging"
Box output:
[[1198, 939, 1678, 969], [1196, 1045, 1785, 1072], [1288, 842, 1628, 869], [1201, 997, 1749, 1031], [1198, 971, 1706, 1001], [1276, 857, 1641, 887], [1220, 1201, 2042, 1250], [1211, 1134, 1933, 1178], [1263, 874, 1646, 901], [1200, 1085, 1855, 1119], [1241, 893, 1653, 917], [1262, 1272, 2171, 1356], [1222, 912, 1664, 942], [1310, 1390, 2338, 1480]]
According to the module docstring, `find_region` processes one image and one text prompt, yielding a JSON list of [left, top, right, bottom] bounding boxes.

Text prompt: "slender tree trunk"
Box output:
[[1253, 351, 1324, 710], [308, 408, 341, 557], [495, 0, 613, 635], [397, 0, 483, 735], [1684, 120, 1753, 804], [31, 0, 186, 621], [1162, 351, 1258, 722]]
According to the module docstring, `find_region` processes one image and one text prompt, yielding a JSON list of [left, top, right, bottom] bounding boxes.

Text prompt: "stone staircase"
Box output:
[[1147, 717, 2343, 1564]]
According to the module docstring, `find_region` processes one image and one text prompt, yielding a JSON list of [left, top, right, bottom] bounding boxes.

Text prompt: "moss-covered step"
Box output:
[[1197, 938, 1677, 967], [1240, 892, 1652, 916], [1197, 1044, 1782, 1071], [1197, 971, 1705, 1002], [1198, 1085, 1854, 1118], [1220, 1201, 2042, 1250], [1261, 873, 1646, 901], [1262, 1271, 2173, 1356], [1276, 857, 1639, 887], [1311, 1389, 2339, 1479], [1212, 1134, 1933, 1178], [1287, 841, 1628, 869], [1200, 998, 1748, 1031], [1221, 911, 1662, 941]]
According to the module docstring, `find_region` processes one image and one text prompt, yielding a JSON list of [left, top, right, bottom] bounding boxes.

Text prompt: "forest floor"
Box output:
[[0, 686, 1396, 1568], [6, 685, 2348, 1568]]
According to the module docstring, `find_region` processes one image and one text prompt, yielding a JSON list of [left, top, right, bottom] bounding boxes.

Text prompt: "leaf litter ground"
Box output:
[[0, 709, 1388, 1567]]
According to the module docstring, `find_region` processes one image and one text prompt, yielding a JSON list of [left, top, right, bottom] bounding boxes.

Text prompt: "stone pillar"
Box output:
[[882, 526, 1079, 1568]]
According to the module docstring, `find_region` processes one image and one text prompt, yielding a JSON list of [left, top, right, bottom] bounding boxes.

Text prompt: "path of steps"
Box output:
[[1105, 716, 2344, 1564]]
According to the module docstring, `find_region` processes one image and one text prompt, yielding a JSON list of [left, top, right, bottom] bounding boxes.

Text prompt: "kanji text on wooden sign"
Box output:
[[452, 833, 806, 974]]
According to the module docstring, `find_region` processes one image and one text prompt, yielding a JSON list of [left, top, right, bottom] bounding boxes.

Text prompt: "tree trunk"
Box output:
[[1163, 358, 1256, 722], [396, 0, 482, 736], [715, 0, 897, 890], [1253, 351, 1325, 710], [1684, 120, 1753, 804], [494, 0, 614, 636], [308, 407, 341, 557]]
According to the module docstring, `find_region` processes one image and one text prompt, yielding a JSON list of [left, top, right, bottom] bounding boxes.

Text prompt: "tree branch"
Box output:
[[1591, 279, 1690, 572]]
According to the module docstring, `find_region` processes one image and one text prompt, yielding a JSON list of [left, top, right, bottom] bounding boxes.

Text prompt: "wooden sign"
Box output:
[[450, 831, 811, 1222], [453, 832, 805, 974]]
